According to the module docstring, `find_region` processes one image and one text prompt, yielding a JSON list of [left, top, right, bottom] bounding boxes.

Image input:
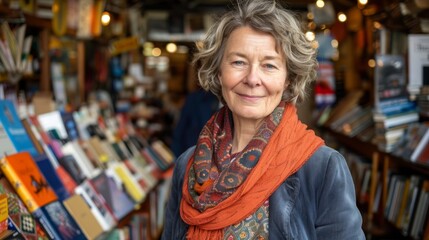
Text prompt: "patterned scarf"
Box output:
[[180, 102, 324, 239]]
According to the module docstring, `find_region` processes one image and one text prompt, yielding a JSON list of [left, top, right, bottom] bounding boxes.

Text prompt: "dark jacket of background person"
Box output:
[[171, 89, 219, 157]]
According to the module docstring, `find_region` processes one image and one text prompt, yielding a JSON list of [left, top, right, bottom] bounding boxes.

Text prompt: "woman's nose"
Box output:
[[244, 64, 261, 87]]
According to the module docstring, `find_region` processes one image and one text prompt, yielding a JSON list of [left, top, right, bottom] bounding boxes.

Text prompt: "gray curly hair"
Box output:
[[193, 0, 318, 104]]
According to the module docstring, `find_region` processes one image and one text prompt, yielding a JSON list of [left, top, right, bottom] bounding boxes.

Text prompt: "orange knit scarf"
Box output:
[[180, 104, 324, 239]]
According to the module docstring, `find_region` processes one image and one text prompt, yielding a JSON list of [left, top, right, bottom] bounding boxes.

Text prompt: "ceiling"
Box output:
[[122, 0, 428, 34], [128, 0, 357, 13]]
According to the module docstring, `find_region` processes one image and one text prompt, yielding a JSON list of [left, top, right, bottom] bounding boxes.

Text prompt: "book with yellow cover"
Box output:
[[0, 152, 57, 212]]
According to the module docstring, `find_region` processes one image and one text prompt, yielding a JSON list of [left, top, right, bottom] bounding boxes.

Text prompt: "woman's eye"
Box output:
[[264, 64, 277, 69], [232, 61, 245, 66]]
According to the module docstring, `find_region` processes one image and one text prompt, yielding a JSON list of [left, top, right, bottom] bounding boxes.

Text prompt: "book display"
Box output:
[[0, 97, 175, 239]]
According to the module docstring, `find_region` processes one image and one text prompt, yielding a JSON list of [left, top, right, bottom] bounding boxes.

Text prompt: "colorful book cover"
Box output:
[[33, 154, 70, 201], [0, 100, 38, 157], [89, 171, 135, 220], [32, 201, 85, 240], [0, 174, 49, 240], [0, 152, 58, 212]]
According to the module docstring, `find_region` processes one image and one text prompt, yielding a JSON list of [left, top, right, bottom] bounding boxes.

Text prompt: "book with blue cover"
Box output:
[[33, 154, 70, 201], [32, 201, 86, 240], [0, 100, 38, 157]]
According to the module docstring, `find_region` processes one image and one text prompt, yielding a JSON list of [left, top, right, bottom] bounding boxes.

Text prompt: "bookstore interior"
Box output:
[[0, 0, 429, 239]]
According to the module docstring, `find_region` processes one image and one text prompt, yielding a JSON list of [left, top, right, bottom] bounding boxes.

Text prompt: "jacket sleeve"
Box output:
[[160, 147, 194, 240], [315, 150, 366, 240]]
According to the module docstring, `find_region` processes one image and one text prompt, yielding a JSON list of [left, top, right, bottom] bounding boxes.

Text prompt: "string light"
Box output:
[[368, 59, 376, 68], [101, 11, 111, 26], [152, 47, 161, 57], [166, 43, 177, 53], [305, 31, 316, 41], [338, 12, 347, 22], [316, 0, 325, 8]]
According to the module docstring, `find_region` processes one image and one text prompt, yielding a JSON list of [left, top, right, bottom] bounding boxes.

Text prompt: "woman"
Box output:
[[162, 0, 365, 239]]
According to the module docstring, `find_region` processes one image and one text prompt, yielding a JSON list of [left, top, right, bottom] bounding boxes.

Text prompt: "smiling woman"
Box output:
[[161, 0, 365, 239]]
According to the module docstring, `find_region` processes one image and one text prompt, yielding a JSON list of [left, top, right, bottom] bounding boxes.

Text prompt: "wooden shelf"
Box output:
[[324, 126, 429, 239]]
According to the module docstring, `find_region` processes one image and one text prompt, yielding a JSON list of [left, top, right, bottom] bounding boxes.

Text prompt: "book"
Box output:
[[323, 90, 364, 127], [393, 123, 428, 160], [61, 140, 98, 178], [409, 180, 429, 239], [0, 100, 38, 157], [78, 139, 104, 169], [89, 171, 135, 220], [410, 127, 429, 162], [400, 175, 422, 233], [0, 218, 26, 239], [151, 140, 175, 165], [107, 162, 146, 203], [33, 154, 70, 201], [61, 112, 80, 141], [0, 152, 57, 213], [63, 194, 104, 239], [57, 154, 87, 185], [32, 201, 85, 240], [374, 54, 408, 114], [374, 111, 419, 129], [416, 142, 429, 164], [37, 110, 70, 142], [408, 34, 429, 95], [73, 180, 116, 231], [0, 121, 17, 158], [21, 118, 45, 155]]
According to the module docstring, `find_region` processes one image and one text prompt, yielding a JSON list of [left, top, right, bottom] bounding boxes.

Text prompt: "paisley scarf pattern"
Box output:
[[189, 102, 285, 211]]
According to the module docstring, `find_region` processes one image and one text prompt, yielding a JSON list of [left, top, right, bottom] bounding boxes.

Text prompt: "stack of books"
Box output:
[[373, 54, 419, 152]]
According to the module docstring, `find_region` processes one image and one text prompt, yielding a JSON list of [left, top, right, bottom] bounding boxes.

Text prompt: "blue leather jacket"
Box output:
[[162, 145, 366, 240]]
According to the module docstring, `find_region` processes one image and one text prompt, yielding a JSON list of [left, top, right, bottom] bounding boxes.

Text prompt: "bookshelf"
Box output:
[[0, 5, 51, 92], [322, 120, 429, 239]]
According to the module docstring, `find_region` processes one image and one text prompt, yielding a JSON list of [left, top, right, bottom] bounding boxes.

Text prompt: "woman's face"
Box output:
[[219, 26, 288, 122]]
